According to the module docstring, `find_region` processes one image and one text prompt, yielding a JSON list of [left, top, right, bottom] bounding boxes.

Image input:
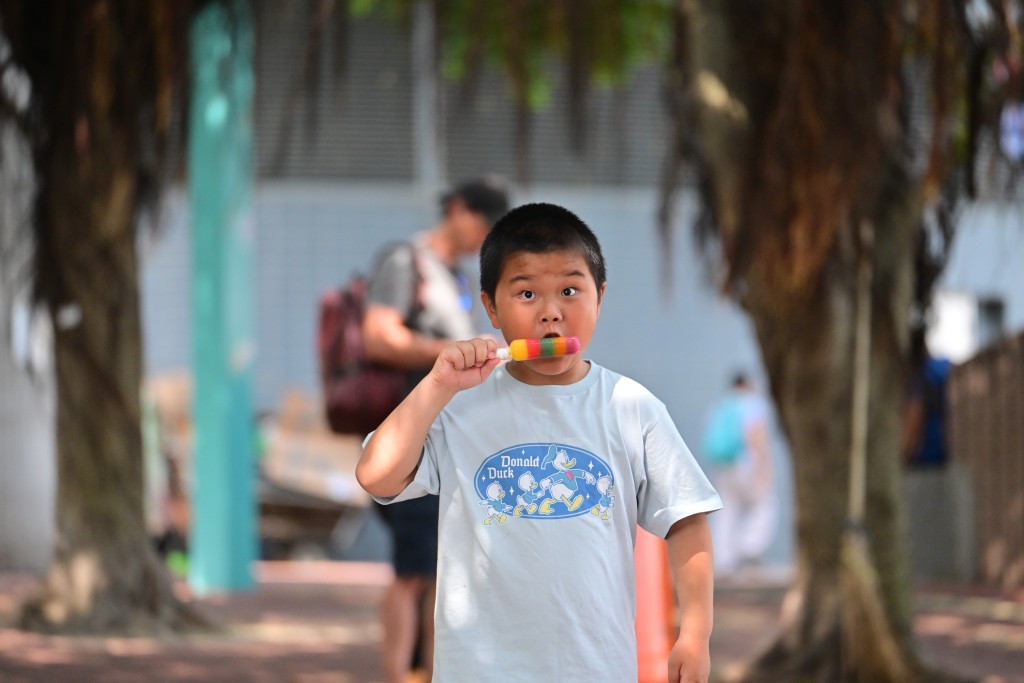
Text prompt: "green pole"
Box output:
[[188, 0, 257, 594]]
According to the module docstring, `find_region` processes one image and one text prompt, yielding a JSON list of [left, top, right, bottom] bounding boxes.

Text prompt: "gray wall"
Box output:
[[0, 117, 54, 573]]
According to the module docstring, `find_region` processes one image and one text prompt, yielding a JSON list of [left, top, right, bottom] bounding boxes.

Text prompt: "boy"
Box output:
[[358, 203, 721, 683]]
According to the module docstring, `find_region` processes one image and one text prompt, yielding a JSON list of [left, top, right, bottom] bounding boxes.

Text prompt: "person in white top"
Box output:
[[705, 373, 778, 577]]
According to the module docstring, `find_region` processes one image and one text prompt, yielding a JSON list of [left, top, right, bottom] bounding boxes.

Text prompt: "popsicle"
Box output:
[[497, 336, 580, 361]]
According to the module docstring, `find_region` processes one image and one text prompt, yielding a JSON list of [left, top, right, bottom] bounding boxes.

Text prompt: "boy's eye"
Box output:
[[561, 287, 578, 296], [520, 290, 535, 300]]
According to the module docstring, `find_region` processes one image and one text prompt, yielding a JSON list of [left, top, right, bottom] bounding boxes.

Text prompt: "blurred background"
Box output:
[[1, 2, 1022, 679]]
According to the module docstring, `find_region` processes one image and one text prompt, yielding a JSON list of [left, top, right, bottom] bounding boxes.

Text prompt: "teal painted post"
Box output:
[[188, 0, 257, 594]]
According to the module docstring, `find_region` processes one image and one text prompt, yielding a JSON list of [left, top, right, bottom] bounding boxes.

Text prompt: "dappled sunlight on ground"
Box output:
[[102, 638, 164, 656], [11, 643, 88, 666], [916, 613, 974, 643]]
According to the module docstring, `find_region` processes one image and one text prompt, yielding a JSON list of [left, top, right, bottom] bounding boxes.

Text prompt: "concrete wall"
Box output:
[[903, 463, 976, 582]]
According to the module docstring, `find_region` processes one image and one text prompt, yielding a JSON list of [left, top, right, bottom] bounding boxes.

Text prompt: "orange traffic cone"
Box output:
[[635, 527, 675, 683]]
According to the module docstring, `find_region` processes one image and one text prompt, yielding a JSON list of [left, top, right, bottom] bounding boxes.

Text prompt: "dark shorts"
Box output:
[[376, 495, 439, 577]]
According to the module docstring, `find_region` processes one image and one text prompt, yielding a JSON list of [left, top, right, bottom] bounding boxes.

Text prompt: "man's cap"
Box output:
[[442, 177, 510, 226]]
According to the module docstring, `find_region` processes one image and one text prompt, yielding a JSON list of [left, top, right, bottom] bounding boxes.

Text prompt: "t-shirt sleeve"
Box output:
[[636, 402, 722, 538], [366, 244, 417, 317], [364, 418, 443, 505]]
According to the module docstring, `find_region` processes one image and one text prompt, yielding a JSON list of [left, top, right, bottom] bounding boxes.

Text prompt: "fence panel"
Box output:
[[948, 331, 1024, 591]]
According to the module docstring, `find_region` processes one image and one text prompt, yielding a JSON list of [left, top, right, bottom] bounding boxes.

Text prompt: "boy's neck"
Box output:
[[505, 359, 592, 386]]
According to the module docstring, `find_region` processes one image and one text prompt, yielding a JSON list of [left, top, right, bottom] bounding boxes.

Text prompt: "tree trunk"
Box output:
[[737, 217, 924, 682], [4, 0, 210, 635], [19, 198, 201, 634], [683, 1, 970, 681]]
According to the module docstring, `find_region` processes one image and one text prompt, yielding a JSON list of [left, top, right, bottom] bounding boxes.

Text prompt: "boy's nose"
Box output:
[[540, 309, 562, 323]]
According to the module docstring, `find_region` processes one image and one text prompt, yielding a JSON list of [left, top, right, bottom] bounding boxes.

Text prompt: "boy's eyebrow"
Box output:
[[506, 268, 589, 283]]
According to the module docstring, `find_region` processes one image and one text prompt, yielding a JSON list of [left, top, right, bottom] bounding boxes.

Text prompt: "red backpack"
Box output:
[[316, 245, 421, 435]]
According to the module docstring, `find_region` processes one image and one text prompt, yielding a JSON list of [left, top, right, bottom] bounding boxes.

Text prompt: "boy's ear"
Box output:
[[597, 282, 607, 310], [480, 291, 501, 329]]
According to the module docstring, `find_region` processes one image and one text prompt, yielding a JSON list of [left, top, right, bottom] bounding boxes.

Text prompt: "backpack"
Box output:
[[700, 397, 745, 465], [317, 244, 422, 435]]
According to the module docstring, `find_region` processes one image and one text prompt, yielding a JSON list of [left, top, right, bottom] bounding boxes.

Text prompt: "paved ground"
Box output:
[[0, 562, 1021, 682]]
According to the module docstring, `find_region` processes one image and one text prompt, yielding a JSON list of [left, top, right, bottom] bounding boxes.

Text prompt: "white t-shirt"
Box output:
[[375, 362, 722, 682]]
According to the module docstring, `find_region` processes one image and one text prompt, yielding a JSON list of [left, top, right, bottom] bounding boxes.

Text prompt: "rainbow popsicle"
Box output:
[[497, 336, 580, 361]]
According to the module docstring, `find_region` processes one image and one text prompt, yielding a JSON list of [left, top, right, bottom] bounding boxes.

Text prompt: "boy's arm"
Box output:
[[665, 513, 714, 683], [356, 338, 501, 498]]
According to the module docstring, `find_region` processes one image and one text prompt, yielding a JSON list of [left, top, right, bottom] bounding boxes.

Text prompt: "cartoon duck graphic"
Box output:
[[514, 471, 543, 516], [590, 474, 615, 520], [538, 445, 597, 514], [480, 481, 512, 525]]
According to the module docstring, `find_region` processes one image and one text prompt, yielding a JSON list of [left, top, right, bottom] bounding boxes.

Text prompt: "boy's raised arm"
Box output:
[[665, 513, 714, 683], [356, 338, 502, 498]]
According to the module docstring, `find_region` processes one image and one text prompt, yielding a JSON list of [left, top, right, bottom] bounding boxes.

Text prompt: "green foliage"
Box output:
[[350, 0, 408, 22], [356, 0, 673, 110]]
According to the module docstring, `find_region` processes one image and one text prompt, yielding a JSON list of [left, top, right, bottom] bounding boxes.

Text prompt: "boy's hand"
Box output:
[[668, 632, 710, 683], [666, 514, 713, 683], [430, 338, 503, 393]]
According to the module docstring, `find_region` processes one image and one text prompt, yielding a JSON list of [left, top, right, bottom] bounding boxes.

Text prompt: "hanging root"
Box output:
[[839, 530, 914, 683]]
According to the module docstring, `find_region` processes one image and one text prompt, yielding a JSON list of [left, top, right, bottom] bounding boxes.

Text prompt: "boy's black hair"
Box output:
[[440, 177, 510, 226], [479, 202, 607, 300]]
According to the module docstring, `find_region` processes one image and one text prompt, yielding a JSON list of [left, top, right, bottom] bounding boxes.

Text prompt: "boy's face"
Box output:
[[481, 248, 605, 386]]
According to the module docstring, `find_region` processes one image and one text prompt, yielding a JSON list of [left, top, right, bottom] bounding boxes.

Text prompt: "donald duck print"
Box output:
[[474, 443, 616, 525]]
